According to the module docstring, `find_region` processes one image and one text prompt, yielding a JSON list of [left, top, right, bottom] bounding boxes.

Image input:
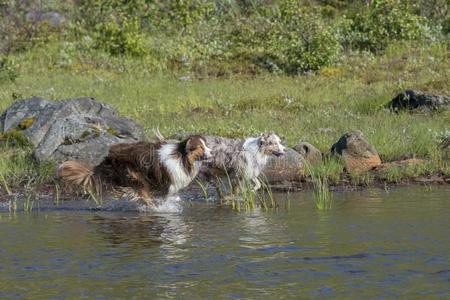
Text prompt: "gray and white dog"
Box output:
[[153, 130, 286, 196], [202, 133, 286, 195]]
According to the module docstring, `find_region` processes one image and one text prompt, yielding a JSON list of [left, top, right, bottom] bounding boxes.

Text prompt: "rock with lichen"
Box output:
[[331, 130, 381, 172], [0, 97, 146, 164]]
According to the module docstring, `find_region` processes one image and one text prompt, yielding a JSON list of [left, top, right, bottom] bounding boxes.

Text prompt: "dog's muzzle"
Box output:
[[273, 151, 285, 157], [273, 146, 286, 157], [203, 146, 213, 160]]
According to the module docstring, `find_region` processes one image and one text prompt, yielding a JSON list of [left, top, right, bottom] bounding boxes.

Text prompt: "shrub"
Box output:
[[443, 17, 450, 34], [343, 0, 428, 52], [265, 1, 340, 73], [161, 0, 215, 29], [0, 56, 18, 82], [0, 1, 66, 55], [93, 17, 147, 57]]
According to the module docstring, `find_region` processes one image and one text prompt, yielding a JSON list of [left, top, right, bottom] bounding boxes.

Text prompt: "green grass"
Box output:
[[221, 178, 276, 212], [305, 162, 333, 211], [2, 42, 448, 155], [0, 41, 449, 197], [0, 144, 56, 194]]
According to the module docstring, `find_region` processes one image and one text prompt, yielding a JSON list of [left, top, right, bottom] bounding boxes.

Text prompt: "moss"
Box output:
[[106, 127, 120, 137], [62, 137, 75, 145], [0, 129, 30, 147], [80, 130, 91, 139], [17, 117, 35, 130]]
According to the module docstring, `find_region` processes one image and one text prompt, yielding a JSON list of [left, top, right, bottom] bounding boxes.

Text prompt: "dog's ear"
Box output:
[[258, 134, 265, 146], [260, 133, 270, 143], [185, 137, 195, 151]]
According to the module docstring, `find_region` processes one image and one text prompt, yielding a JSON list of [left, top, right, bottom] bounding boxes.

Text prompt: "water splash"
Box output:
[[139, 195, 183, 213]]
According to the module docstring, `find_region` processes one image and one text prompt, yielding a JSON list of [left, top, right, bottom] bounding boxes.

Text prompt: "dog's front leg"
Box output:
[[252, 177, 261, 191], [214, 178, 225, 199]]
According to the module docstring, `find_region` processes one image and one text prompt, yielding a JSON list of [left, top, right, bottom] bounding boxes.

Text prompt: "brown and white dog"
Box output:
[[57, 135, 212, 206], [202, 133, 286, 195]]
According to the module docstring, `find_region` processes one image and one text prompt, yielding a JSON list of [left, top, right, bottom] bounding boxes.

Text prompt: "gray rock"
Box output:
[[262, 148, 305, 183], [293, 142, 322, 164], [0, 97, 146, 164], [387, 90, 450, 112], [25, 11, 66, 27], [331, 130, 381, 172]]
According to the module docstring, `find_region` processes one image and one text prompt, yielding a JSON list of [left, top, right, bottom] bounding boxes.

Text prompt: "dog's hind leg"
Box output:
[[126, 168, 155, 207], [214, 176, 226, 200], [230, 177, 242, 196]]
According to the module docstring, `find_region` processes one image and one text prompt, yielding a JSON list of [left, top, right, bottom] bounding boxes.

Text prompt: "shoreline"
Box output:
[[269, 174, 449, 192], [1, 174, 448, 207]]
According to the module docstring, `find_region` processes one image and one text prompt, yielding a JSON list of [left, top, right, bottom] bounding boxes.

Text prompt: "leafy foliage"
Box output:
[[266, 1, 340, 73], [93, 17, 147, 57], [0, 55, 18, 82], [0, 0, 446, 75], [342, 0, 429, 52]]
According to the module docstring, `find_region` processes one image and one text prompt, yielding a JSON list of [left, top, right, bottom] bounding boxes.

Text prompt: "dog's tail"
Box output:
[[56, 160, 100, 193]]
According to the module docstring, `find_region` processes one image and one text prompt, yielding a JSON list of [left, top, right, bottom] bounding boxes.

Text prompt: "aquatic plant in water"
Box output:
[[305, 162, 333, 211]]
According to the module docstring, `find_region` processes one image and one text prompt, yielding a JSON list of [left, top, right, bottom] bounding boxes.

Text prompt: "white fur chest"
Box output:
[[242, 138, 268, 180], [158, 144, 200, 195]]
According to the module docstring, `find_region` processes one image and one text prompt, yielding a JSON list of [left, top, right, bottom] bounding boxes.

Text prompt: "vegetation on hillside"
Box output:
[[1, 0, 449, 79], [0, 0, 449, 198]]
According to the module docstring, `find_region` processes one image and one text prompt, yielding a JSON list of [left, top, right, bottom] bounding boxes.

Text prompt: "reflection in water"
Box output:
[[89, 212, 193, 256], [89, 214, 166, 249], [0, 186, 448, 299]]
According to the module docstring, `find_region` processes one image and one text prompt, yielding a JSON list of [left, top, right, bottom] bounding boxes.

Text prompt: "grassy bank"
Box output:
[[1, 41, 449, 197]]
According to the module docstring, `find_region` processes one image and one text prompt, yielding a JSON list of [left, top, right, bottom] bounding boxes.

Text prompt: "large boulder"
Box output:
[[331, 130, 381, 172], [263, 148, 305, 183], [293, 141, 322, 164], [387, 90, 450, 112], [0, 97, 147, 165]]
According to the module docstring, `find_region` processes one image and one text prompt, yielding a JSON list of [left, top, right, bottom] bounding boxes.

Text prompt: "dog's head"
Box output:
[[259, 133, 286, 157], [184, 135, 213, 162]]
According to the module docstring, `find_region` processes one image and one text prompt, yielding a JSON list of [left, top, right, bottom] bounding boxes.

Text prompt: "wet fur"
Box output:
[[202, 134, 286, 194], [57, 135, 210, 205]]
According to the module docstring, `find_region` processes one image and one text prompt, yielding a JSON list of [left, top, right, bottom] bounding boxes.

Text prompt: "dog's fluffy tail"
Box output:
[[56, 160, 100, 193]]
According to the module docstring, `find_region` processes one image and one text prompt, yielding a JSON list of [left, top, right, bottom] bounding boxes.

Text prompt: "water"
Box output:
[[0, 186, 449, 299]]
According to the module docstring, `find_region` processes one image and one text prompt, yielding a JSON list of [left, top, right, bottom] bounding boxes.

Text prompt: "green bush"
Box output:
[[443, 17, 450, 34], [0, 56, 18, 82], [1, 0, 444, 76], [265, 1, 340, 73], [76, 0, 152, 27], [343, 0, 428, 52], [1, 6, 64, 55], [161, 0, 214, 29], [93, 17, 147, 57]]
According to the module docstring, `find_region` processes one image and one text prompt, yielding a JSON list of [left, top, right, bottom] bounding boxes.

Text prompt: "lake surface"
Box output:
[[0, 186, 449, 299]]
